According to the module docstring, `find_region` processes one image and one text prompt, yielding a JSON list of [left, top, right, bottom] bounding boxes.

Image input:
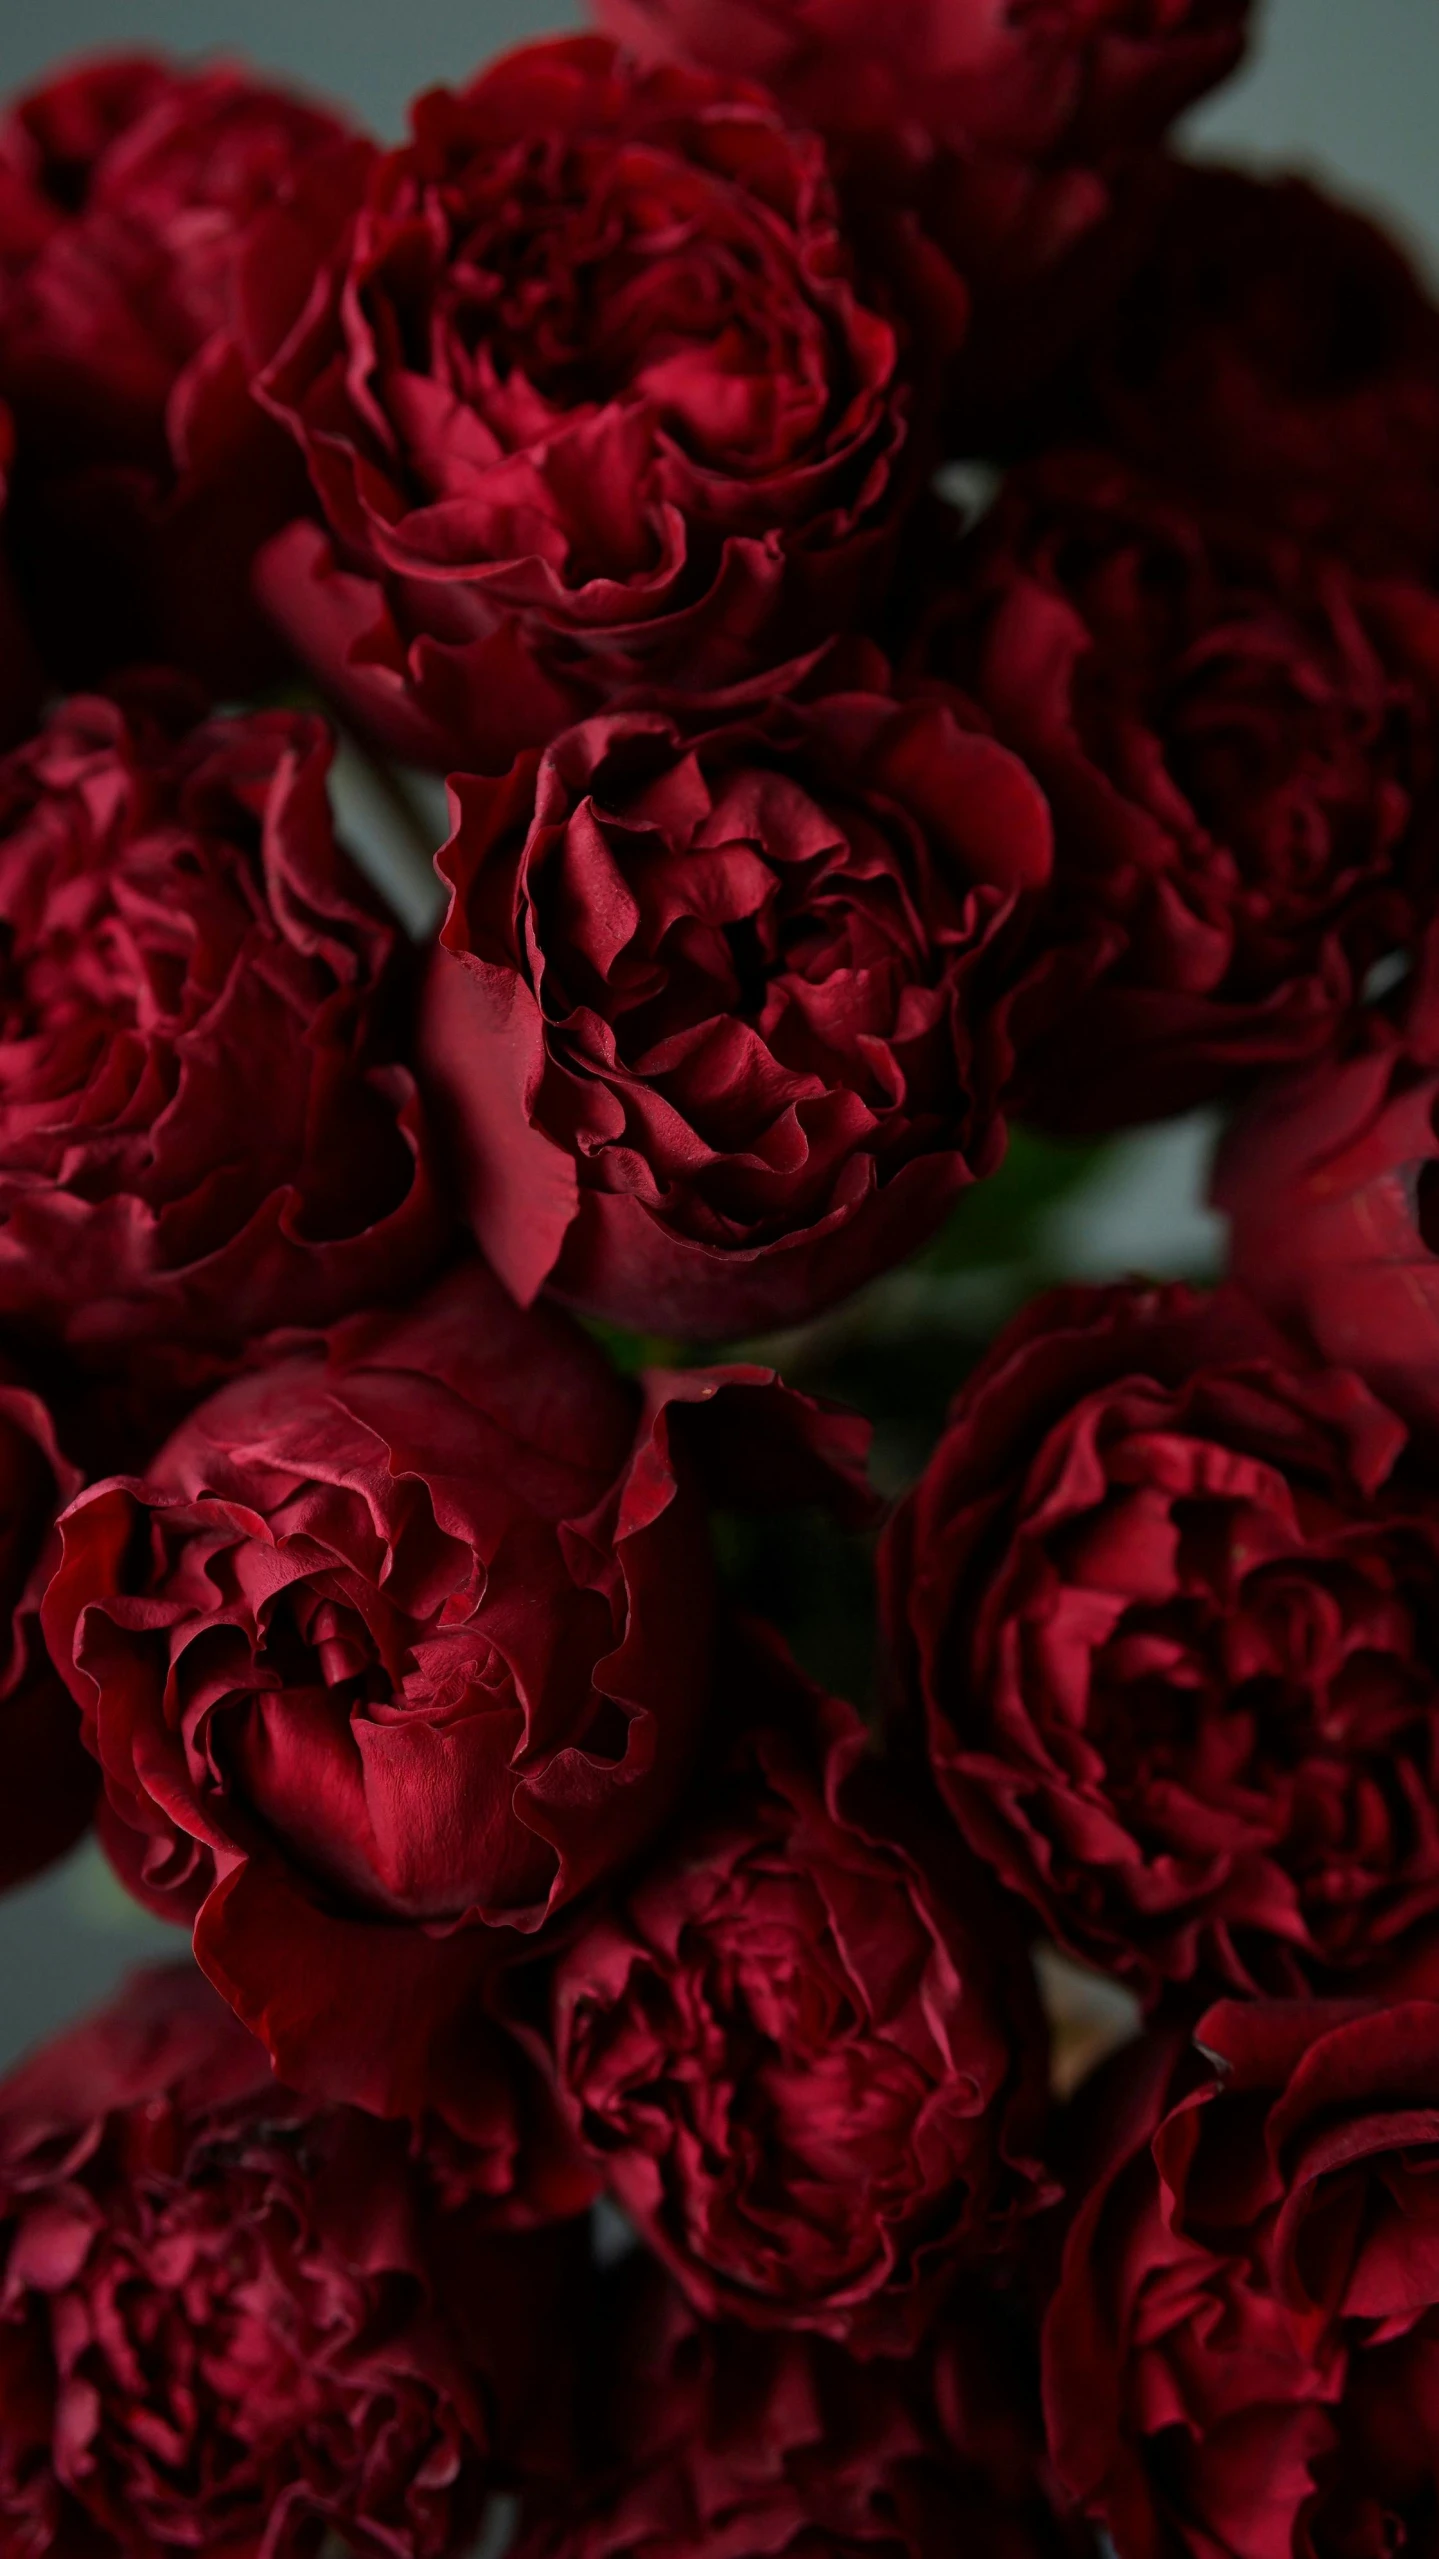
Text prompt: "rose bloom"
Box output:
[[1061, 160, 1439, 580], [419, 667, 1053, 1337], [592, 0, 1250, 424], [248, 35, 960, 772], [1218, 936, 1439, 1448], [0, 53, 365, 692], [0, 688, 441, 1388], [922, 450, 1438, 1130], [552, 1632, 1052, 2351], [517, 2261, 1068, 2559], [42, 1263, 873, 2118], [0, 1963, 574, 2559], [1044, 1968, 1439, 2559], [881, 1280, 1439, 1999], [0, 1356, 93, 1893]]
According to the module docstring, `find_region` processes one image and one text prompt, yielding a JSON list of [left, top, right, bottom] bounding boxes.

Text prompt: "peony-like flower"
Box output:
[[1062, 160, 1439, 580], [42, 1264, 874, 2118], [0, 1962, 573, 2558], [0, 52, 366, 691], [248, 36, 960, 772], [517, 2260, 1068, 2559], [419, 668, 1052, 1337], [881, 1281, 1439, 1999], [923, 450, 1438, 1129], [551, 1632, 1052, 2351], [1045, 1969, 1439, 2559], [0, 1354, 92, 1895], [1217, 936, 1439, 1449], [0, 688, 442, 1387]]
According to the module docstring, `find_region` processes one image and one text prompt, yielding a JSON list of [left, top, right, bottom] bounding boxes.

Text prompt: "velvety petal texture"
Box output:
[[247, 37, 957, 769], [419, 665, 1053, 1335], [0, 1963, 573, 2558], [0, 1355, 92, 1894], [517, 2261, 1069, 2559], [924, 450, 1438, 1128], [0, 689, 443, 1385], [0, 53, 367, 690], [41, 1262, 874, 2116], [882, 1281, 1439, 1998], [1218, 935, 1439, 1449]]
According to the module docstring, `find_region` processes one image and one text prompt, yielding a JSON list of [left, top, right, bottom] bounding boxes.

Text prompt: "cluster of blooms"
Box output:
[[1, 5, 1439, 2554]]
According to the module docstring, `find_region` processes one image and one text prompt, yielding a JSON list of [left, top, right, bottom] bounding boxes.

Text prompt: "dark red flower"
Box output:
[[1045, 1965, 1439, 2559], [0, 1962, 573, 2558], [0, 1354, 91, 1895], [881, 1281, 1439, 1998], [0, 689, 442, 1388], [1062, 160, 1439, 580], [1217, 935, 1439, 1449], [517, 2260, 1068, 2559], [0, 53, 367, 693], [552, 1630, 1052, 2350], [41, 1263, 874, 2118], [922, 450, 1438, 1129], [418, 667, 1052, 1337], [247, 35, 960, 772]]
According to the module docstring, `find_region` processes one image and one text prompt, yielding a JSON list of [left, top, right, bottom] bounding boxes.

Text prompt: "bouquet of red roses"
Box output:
[[3, 6, 1439, 2553]]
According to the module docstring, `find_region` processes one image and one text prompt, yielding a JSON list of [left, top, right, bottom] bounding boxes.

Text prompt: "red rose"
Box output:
[[42, 1263, 873, 2118], [0, 1356, 92, 1894], [552, 1629, 1052, 2351], [0, 54, 367, 693], [1046, 1971, 1439, 2559], [0, 1962, 573, 2558], [419, 669, 1052, 1337], [518, 2262, 1067, 2559], [881, 1281, 1439, 1998], [1040, 2027, 1338, 2559], [0, 689, 442, 1387], [1217, 937, 1439, 1447], [248, 36, 959, 772], [1064, 161, 1439, 579], [922, 450, 1437, 1130]]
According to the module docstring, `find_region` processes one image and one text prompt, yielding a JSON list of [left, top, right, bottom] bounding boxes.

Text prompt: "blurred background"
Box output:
[[0, 0, 1436, 2065]]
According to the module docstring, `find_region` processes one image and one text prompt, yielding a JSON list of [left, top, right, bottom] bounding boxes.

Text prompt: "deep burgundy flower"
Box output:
[[41, 1262, 874, 2119], [1045, 1965, 1439, 2559], [1060, 160, 1439, 579], [0, 1355, 92, 1895], [881, 1280, 1439, 1999], [551, 1630, 1052, 2351], [0, 688, 442, 1388], [247, 35, 961, 772], [517, 2261, 1068, 2559], [418, 666, 1052, 1337], [922, 450, 1438, 1129], [0, 53, 367, 692], [1217, 935, 1439, 1448], [0, 1962, 574, 2558]]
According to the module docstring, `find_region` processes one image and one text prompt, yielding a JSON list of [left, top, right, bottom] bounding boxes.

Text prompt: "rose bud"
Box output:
[[1040, 2025, 1339, 2559], [41, 1263, 874, 2119], [517, 2260, 1069, 2559], [246, 36, 961, 772], [419, 669, 1053, 1337], [0, 688, 443, 1388], [1217, 934, 1439, 1447], [1068, 160, 1439, 580], [881, 1279, 1439, 2001], [0, 53, 369, 694], [0, 1355, 93, 1894], [921, 450, 1439, 1130], [0, 1962, 576, 2559], [551, 1628, 1052, 2352]]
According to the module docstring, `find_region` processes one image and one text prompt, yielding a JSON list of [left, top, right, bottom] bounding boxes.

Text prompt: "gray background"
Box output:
[[0, 0, 1437, 2068]]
